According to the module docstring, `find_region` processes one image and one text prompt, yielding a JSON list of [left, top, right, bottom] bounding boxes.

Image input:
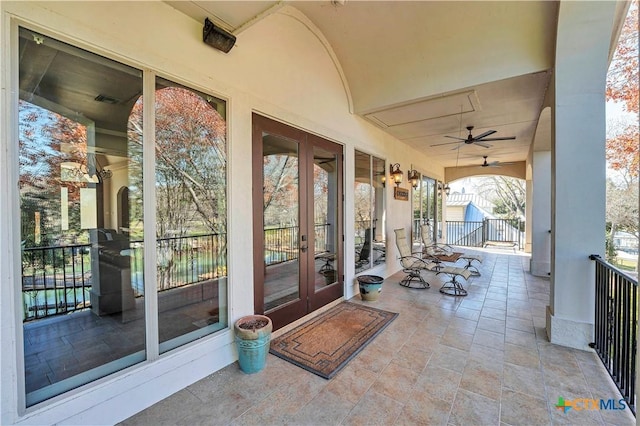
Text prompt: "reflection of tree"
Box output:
[[128, 87, 227, 238], [263, 155, 298, 226], [19, 100, 89, 247], [128, 87, 227, 288], [354, 182, 372, 229], [313, 165, 328, 223]]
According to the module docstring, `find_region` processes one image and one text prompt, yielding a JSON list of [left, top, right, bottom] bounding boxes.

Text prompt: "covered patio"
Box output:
[[123, 248, 635, 425], [0, 1, 634, 424]]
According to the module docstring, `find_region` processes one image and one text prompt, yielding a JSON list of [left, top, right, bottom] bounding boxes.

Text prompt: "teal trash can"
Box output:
[[234, 315, 272, 374]]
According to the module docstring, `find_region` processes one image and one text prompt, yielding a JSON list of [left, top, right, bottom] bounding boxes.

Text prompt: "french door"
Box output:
[[252, 114, 343, 330]]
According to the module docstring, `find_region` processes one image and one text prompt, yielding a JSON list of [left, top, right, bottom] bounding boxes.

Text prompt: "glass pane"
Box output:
[[154, 77, 228, 354], [425, 177, 436, 242], [354, 151, 372, 273], [372, 157, 386, 265], [263, 135, 299, 311], [436, 182, 444, 241], [412, 178, 423, 245], [313, 147, 338, 288], [19, 28, 144, 406]]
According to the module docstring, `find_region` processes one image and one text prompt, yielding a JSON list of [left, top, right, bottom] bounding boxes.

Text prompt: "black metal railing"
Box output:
[[22, 233, 227, 321], [151, 233, 227, 292], [590, 254, 637, 415], [446, 221, 484, 247], [22, 224, 332, 321], [264, 223, 331, 266], [21, 243, 92, 321], [446, 218, 523, 249]]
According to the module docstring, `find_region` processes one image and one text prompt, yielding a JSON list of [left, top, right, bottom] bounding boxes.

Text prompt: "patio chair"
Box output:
[[394, 228, 472, 295], [355, 228, 372, 269], [420, 225, 483, 276]]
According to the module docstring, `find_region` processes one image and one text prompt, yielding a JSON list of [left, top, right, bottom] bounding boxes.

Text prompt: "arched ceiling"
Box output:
[[165, 1, 560, 170]]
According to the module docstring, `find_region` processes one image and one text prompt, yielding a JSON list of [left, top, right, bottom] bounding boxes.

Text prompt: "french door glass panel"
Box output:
[[412, 175, 437, 246], [18, 28, 145, 406], [153, 77, 228, 354], [263, 135, 300, 311], [313, 146, 338, 288]]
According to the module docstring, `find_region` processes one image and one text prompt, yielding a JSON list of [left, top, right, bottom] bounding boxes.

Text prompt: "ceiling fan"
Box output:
[[431, 126, 516, 149], [478, 156, 515, 168]]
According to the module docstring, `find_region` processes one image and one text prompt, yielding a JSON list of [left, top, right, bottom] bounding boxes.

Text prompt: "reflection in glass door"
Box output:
[[354, 152, 385, 273], [253, 115, 343, 330], [412, 175, 437, 247], [262, 134, 301, 313]]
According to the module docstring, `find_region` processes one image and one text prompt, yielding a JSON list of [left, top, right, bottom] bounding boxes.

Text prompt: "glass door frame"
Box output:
[[252, 114, 343, 330]]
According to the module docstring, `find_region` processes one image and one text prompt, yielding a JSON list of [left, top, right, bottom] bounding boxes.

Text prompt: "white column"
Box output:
[[524, 177, 532, 254], [531, 151, 551, 277], [547, 1, 617, 350]]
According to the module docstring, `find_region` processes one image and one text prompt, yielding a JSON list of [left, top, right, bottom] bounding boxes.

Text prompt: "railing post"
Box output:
[[482, 218, 487, 246]]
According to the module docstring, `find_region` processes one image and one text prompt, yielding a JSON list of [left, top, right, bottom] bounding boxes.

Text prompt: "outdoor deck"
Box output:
[[121, 249, 636, 425]]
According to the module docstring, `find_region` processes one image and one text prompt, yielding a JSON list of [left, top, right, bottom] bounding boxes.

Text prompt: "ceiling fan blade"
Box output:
[[474, 142, 492, 148], [444, 135, 467, 141], [431, 140, 462, 147], [473, 130, 496, 140], [478, 136, 516, 141]]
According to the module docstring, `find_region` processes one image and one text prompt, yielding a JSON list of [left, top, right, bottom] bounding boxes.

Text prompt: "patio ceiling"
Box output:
[[166, 1, 559, 170]]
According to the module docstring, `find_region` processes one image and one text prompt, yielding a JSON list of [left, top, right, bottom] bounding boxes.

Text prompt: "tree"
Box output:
[[472, 176, 526, 219], [606, 0, 639, 115], [605, 179, 639, 262], [606, 118, 639, 188], [605, 0, 639, 266], [605, 0, 639, 193]]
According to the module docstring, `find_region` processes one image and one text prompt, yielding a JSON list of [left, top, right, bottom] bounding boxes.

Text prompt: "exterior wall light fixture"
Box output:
[[438, 182, 451, 196], [408, 169, 420, 189], [389, 163, 403, 186]]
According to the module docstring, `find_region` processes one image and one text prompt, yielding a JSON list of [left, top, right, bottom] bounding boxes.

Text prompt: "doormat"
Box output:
[[269, 301, 398, 379]]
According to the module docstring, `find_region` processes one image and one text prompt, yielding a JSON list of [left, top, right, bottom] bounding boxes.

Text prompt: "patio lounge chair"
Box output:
[[394, 228, 472, 295], [420, 225, 483, 276]]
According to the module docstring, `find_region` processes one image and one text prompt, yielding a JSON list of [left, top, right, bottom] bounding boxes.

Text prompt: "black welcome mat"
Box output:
[[269, 302, 398, 379]]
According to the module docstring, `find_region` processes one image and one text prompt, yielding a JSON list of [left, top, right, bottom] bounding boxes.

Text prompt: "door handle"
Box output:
[[300, 245, 308, 252]]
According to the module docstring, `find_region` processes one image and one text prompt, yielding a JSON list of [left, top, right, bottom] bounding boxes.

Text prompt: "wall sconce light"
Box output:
[[438, 182, 451, 196], [389, 163, 403, 186], [203, 18, 236, 53], [381, 175, 386, 187], [408, 169, 420, 189]]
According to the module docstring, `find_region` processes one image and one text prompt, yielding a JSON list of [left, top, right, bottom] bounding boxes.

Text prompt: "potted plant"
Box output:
[[356, 275, 385, 301], [234, 314, 272, 374], [321, 268, 337, 285]]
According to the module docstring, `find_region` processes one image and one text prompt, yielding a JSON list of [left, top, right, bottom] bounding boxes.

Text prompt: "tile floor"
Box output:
[[121, 250, 636, 425]]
